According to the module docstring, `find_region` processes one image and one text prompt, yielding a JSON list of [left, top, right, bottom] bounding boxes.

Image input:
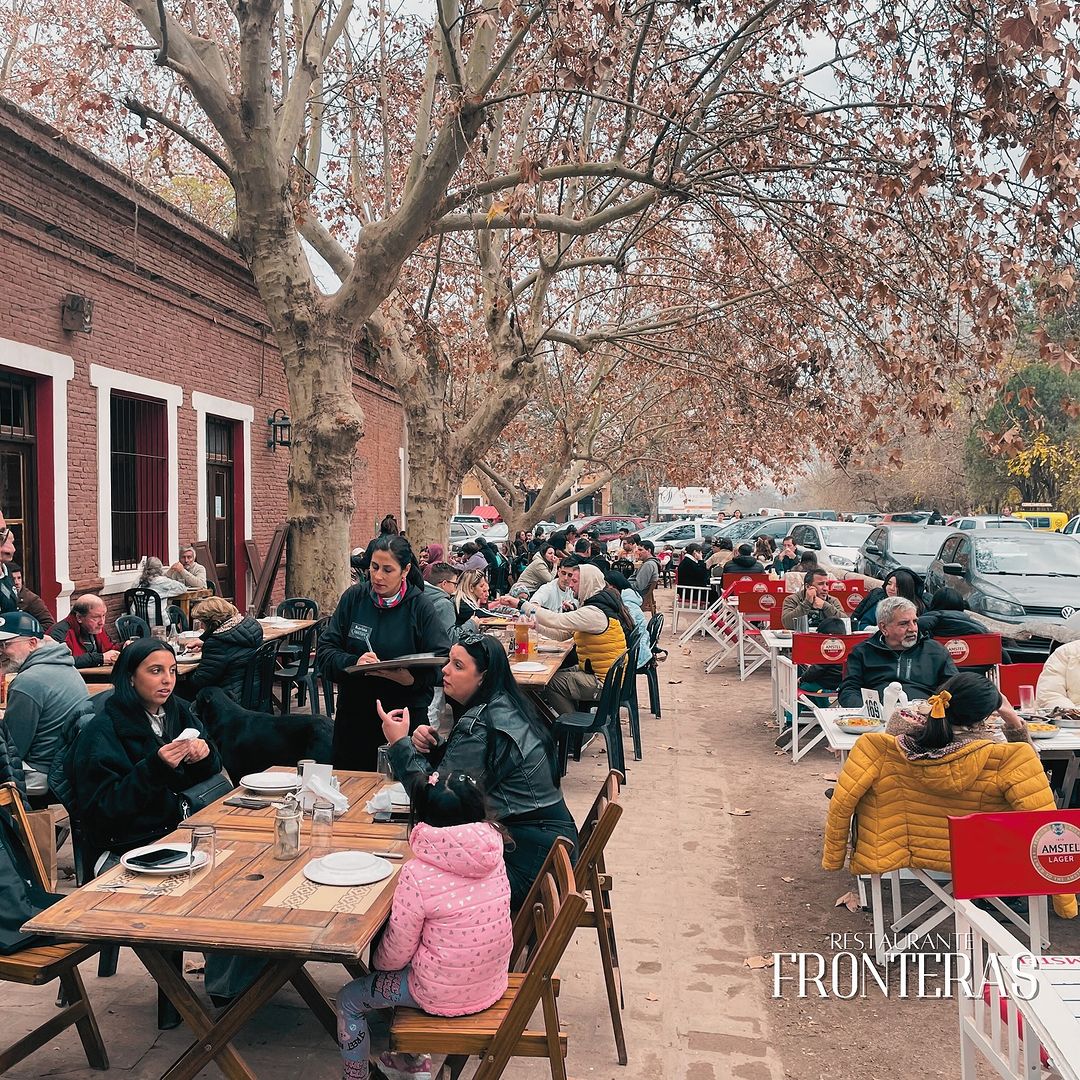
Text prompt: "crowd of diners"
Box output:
[[10, 502, 1080, 1079]]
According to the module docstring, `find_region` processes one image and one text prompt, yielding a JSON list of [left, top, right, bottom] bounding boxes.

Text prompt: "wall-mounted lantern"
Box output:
[[266, 408, 292, 450]]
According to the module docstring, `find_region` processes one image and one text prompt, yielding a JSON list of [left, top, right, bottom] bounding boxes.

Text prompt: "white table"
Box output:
[[760, 629, 792, 726], [811, 706, 1080, 806]]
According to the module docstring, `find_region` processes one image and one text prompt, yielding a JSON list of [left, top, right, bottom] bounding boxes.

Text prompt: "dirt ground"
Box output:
[[8, 593, 1080, 1079]]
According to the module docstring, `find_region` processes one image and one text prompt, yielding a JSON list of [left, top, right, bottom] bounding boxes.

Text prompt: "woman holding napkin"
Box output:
[[319, 535, 450, 771], [378, 632, 577, 910]]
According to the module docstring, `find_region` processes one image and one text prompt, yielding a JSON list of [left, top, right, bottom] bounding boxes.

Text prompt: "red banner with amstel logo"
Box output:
[[949, 810, 1080, 898]]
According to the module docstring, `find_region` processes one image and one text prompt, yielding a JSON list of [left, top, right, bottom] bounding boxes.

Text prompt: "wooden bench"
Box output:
[[0, 781, 108, 1073], [391, 839, 585, 1080]]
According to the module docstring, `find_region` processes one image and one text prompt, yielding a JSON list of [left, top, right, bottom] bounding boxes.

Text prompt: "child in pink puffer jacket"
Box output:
[[337, 771, 512, 1080]]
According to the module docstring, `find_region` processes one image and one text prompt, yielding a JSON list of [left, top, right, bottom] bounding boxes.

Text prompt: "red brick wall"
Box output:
[[0, 99, 403, 616]]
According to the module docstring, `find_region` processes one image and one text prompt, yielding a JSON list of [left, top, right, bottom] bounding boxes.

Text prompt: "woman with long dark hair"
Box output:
[[318, 535, 451, 770], [378, 632, 578, 909], [75, 638, 223, 860], [852, 567, 926, 629]]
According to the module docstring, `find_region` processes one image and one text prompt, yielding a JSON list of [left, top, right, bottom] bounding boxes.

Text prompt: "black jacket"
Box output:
[[837, 631, 958, 707], [73, 696, 223, 854], [676, 558, 711, 592], [917, 610, 986, 637], [726, 554, 766, 575], [388, 690, 569, 821], [317, 580, 451, 769], [185, 617, 264, 702]]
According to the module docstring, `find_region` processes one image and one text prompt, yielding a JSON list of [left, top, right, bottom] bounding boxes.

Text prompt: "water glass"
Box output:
[[377, 743, 394, 781], [1019, 685, 1036, 713], [188, 825, 216, 875], [310, 799, 334, 850], [151, 625, 167, 642]]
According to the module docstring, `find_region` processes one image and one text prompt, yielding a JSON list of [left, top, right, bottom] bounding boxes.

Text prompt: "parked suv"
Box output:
[[784, 521, 873, 572], [923, 531, 1080, 659], [626, 518, 722, 552]]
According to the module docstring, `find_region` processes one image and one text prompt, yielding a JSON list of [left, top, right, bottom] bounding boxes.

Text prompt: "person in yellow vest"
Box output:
[[524, 562, 633, 716]]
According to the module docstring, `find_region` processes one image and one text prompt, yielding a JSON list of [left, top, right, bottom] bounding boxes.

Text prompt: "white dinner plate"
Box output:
[[121, 842, 208, 875], [303, 854, 393, 887], [240, 771, 301, 793], [510, 661, 547, 673], [384, 782, 410, 807]]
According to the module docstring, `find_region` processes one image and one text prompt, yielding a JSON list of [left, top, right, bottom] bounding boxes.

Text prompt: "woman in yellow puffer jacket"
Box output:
[[823, 673, 1077, 919]]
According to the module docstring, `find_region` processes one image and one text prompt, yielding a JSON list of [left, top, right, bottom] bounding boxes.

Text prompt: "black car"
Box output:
[[857, 525, 955, 581], [923, 531, 1080, 659]]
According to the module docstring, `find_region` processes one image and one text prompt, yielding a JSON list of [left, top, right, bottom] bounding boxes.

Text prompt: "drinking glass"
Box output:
[[310, 799, 334, 851], [1019, 685, 1036, 713], [188, 825, 216, 876], [376, 743, 394, 781], [151, 625, 167, 643]]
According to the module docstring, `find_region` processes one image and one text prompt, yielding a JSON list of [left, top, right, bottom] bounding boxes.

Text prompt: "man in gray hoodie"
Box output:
[[0, 611, 93, 797]]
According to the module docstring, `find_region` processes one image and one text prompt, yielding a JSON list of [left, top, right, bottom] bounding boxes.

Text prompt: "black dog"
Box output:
[[193, 687, 333, 783]]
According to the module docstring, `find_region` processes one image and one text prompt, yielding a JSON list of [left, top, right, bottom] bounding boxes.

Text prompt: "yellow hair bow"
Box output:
[[927, 690, 952, 719]]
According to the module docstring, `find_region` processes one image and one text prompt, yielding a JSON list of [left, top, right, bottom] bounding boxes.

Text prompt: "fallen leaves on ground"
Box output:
[[744, 955, 775, 969], [781, 876, 795, 883], [644, 992, 659, 1001], [823, 773, 839, 782], [835, 890, 862, 911], [726, 807, 751, 816], [668, 679, 682, 684]]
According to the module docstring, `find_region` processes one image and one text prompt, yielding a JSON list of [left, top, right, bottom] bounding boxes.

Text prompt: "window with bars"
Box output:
[[110, 393, 168, 571], [0, 376, 34, 439]]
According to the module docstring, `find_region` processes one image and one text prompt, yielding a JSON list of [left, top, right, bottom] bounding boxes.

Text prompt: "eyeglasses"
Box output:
[[0, 530, 12, 543]]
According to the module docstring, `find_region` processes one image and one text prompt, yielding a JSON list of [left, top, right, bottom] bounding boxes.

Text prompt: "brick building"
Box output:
[[0, 99, 404, 619]]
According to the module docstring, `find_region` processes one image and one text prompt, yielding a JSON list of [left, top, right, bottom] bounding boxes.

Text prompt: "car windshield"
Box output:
[[891, 531, 949, 556], [983, 519, 1032, 529], [972, 538, 1080, 575], [820, 525, 871, 546]]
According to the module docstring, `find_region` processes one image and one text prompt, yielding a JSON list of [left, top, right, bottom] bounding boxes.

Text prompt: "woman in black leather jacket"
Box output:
[[381, 632, 578, 910]]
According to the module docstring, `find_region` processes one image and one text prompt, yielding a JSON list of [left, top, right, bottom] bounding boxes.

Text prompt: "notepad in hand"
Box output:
[[345, 653, 447, 674]]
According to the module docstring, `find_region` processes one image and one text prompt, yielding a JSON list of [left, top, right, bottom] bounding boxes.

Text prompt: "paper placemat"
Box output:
[[266, 863, 400, 913], [89, 849, 235, 897]]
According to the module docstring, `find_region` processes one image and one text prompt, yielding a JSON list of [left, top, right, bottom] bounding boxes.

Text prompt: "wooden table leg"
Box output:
[[159, 957, 300, 1080], [137, 948, 294, 1080], [290, 965, 339, 1040]]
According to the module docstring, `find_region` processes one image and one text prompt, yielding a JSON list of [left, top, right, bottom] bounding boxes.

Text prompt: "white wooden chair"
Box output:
[[672, 586, 714, 636], [956, 901, 1079, 1080]]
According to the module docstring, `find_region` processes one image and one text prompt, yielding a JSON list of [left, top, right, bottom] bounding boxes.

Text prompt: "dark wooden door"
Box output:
[[0, 375, 37, 589], [206, 418, 235, 600]]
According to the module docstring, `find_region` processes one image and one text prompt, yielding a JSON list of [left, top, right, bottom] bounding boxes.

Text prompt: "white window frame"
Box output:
[[0, 337, 76, 616], [90, 365, 182, 593], [192, 393, 253, 597]]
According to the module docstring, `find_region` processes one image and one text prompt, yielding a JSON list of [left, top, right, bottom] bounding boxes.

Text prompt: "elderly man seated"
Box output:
[[50, 592, 121, 668], [838, 595, 957, 707], [167, 544, 208, 589], [0, 611, 93, 797], [782, 568, 845, 630]]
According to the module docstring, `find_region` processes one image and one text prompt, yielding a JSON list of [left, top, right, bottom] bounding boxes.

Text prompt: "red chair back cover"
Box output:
[[931, 634, 1002, 668], [997, 662, 1045, 707]]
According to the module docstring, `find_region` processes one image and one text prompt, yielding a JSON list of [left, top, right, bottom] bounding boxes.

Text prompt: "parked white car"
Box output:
[[785, 520, 874, 572]]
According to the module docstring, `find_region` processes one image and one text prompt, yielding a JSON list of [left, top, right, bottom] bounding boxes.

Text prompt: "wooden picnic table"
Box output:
[[78, 619, 318, 681], [24, 779, 410, 1080], [186, 768, 409, 840]]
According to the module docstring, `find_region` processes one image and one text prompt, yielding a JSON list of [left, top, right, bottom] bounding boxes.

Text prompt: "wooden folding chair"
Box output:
[[574, 770, 627, 1064], [391, 840, 586, 1080], [0, 782, 108, 1073]]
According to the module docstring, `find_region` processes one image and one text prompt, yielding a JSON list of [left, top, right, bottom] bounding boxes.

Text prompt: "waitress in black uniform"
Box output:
[[318, 534, 451, 770]]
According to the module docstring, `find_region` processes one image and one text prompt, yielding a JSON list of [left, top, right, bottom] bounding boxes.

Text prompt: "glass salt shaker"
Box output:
[[273, 794, 302, 860]]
